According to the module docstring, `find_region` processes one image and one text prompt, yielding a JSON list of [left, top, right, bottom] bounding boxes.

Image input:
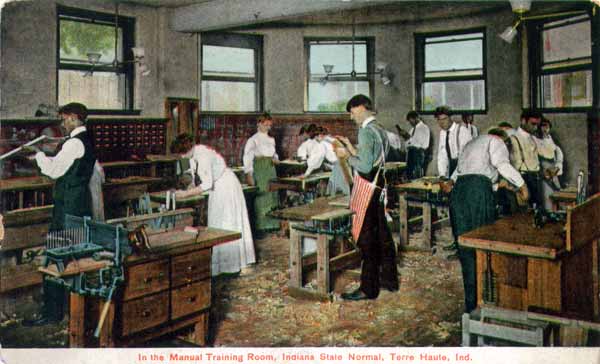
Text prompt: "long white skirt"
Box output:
[[208, 168, 256, 276]]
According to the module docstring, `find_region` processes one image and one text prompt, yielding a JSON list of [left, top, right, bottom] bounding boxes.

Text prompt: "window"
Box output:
[[306, 38, 374, 112], [200, 33, 262, 112], [58, 6, 135, 112], [415, 29, 486, 113], [530, 14, 592, 111]]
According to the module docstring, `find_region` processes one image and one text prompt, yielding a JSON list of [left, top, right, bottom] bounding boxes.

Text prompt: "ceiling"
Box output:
[[121, 0, 210, 7]]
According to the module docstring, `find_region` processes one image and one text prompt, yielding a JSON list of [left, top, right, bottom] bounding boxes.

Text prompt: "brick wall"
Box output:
[[197, 113, 358, 167]]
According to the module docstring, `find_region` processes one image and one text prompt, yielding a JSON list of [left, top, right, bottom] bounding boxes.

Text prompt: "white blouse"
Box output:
[[188, 145, 227, 191], [242, 131, 278, 174]]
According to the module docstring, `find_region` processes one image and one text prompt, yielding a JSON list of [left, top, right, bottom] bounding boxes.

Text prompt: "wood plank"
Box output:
[[2, 223, 49, 251], [398, 193, 408, 248], [106, 208, 194, 225], [562, 242, 595, 320], [421, 202, 432, 249], [117, 311, 207, 346], [69, 293, 86, 348], [458, 212, 564, 258], [311, 208, 353, 221], [0, 176, 53, 191], [287, 286, 330, 302], [3, 205, 53, 226], [527, 258, 562, 313], [270, 197, 342, 221], [0, 263, 43, 292], [289, 223, 303, 288], [125, 228, 241, 264], [39, 258, 111, 278], [566, 193, 600, 252], [316, 235, 330, 295]]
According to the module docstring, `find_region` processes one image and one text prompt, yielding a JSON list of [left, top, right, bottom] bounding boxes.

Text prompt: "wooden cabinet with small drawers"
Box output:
[[68, 228, 241, 347]]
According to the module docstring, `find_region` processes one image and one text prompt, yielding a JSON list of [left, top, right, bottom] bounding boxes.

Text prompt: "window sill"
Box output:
[[87, 109, 142, 116]]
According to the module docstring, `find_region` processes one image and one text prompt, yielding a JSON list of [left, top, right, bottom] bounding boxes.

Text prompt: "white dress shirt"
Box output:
[[296, 139, 312, 160], [361, 116, 376, 128], [188, 145, 228, 191], [242, 131, 278, 174], [437, 122, 473, 177], [535, 135, 564, 176], [407, 121, 430, 150], [321, 136, 338, 164], [304, 139, 326, 177], [465, 123, 479, 138], [386, 131, 403, 151], [451, 135, 524, 189], [35, 126, 86, 180], [510, 127, 540, 173]]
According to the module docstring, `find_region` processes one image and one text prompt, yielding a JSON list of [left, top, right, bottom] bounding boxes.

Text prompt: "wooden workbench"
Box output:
[[47, 227, 241, 347], [271, 197, 359, 300], [550, 188, 577, 211], [458, 193, 600, 321], [392, 178, 448, 251], [269, 172, 331, 193], [149, 185, 258, 226]]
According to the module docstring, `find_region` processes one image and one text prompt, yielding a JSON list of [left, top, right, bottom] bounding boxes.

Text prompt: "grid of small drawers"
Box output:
[[91, 121, 166, 162]]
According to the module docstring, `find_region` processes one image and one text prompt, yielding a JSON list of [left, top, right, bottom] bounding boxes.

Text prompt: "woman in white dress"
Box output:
[[172, 134, 255, 276]]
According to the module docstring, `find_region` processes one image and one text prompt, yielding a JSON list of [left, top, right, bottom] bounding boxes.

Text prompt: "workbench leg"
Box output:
[[316, 234, 330, 295], [69, 293, 86, 348], [399, 193, 408, 249], [289, 223, 303, 288], [193, 312, 209, 346], [99, 301, 115, 348], [593, 239, 599, 320], [461, 313, 471, 347], [422, 202, 432, 249]]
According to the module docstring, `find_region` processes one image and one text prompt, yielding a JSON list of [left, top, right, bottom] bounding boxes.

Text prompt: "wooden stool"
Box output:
[[462, 306, 552, 347], [288, 208, 359, 301]]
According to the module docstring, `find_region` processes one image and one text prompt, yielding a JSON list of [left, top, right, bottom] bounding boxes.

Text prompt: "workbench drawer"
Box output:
[[171, 249, 211, 287], [120, 291, 169, 336], [123, 259, 169, 300], [171, 280, 211, 320]]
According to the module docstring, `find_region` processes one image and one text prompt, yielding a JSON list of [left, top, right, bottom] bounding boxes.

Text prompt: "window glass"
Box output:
[[202, 45, 255, 77], [201, 81, 256, 112], [308, 81, 370, 112]]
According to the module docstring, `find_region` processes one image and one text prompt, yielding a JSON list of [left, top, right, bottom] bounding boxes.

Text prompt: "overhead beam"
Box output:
[[170, 0, 400, 32]]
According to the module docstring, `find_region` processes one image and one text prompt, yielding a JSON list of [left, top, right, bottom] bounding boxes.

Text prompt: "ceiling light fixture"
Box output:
[[499, 0, 587, 43], [320, 17, 393, 86]]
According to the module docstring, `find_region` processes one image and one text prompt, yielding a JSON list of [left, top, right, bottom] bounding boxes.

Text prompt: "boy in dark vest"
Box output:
[[23, 102, 96, 326]]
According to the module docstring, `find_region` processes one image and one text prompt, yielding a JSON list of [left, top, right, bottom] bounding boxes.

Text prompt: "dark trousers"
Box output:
[[357, 187, 399, 298], [522, 172, 542, 209], [407, 147, 426, 179], [450, 175, 496, 313]]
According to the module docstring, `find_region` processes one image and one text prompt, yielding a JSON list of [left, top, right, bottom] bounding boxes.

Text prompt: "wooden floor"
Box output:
[[0, 226, 466, 347]]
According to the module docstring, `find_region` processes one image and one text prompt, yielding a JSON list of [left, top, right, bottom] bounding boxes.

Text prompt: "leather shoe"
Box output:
[[381, 282, 399, 292], [443, 242, 458, 251], [446, 253, 459, 261], [22, 316, 60, 327], [341, 289, 371, 301]]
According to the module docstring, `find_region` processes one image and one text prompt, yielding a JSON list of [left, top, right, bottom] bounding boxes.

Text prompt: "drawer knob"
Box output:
[[143, 277, 153, 284], [187, 266, 195, 272], [187, 296, 197, 303], [158, 272, 165, 279], [141, 310, 151, 318]]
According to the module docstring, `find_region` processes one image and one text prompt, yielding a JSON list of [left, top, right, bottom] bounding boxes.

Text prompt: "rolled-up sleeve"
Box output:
[[34, 138, 84, 180], [242, 137, 255, 174], [490, 138, 524, 188]]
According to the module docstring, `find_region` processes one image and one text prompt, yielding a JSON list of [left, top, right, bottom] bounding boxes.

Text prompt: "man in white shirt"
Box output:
[[462, 114, 479, 138], [435, 106, 472, 178], [396, 111, 430, 179], [23, 102, 97, 326], [509, 110, 543, 208], [442, 128, 529, 313]]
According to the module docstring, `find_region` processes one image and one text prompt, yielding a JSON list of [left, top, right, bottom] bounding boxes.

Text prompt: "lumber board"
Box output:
[[566, 193, 600, 252]]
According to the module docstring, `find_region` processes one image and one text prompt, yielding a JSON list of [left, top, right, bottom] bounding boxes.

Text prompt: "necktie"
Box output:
[[445, 130, 451, 161], [411, 126, 416, 137]]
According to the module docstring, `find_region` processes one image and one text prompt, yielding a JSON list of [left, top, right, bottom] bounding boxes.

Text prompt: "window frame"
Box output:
[[304, 37, 375, 114], [200, 32, 263, 112], [528, 11, 593, 113], [56, 5, 137, 115], [414, 27, 488, 115]]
